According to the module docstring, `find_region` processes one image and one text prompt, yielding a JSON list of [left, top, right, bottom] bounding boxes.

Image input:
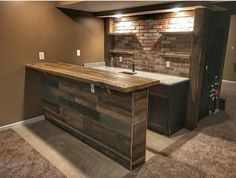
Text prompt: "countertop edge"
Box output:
[[26, 63, 160, 93]]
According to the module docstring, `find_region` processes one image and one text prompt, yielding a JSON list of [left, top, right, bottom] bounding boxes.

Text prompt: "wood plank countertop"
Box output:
[[26, 62, 160, 93]]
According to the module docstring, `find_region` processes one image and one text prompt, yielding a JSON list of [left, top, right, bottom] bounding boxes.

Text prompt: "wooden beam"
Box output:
[[214, 2, 236, 15], [57, 7, 95, 18], [213, 12, 231, 100], [186, 8, 210, 130], [104, 18, 114, 66]]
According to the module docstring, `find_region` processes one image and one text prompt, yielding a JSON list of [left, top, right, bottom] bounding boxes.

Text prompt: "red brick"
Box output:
[[110, 12, 194, 77], [140, 29, 148, 33], [136, 26, 144, 30]]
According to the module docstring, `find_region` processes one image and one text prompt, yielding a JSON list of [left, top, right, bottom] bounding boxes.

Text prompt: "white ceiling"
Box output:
[[57, 1, 168, 12]]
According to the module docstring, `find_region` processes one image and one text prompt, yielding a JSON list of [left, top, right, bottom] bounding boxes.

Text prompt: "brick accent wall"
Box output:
[[107, 11, 195, 77]]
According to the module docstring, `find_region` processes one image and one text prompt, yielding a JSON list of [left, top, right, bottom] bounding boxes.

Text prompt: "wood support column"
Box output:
[[186, 8, 210, 130], [104, 18, 114, 66]]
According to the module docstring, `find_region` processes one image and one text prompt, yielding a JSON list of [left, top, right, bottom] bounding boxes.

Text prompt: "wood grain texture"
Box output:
[[186, 8, 210, 130], [40, 73, 149, 170], [26, 62, 159, 93]]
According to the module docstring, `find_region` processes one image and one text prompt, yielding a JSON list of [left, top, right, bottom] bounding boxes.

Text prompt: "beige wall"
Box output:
[[0, 2, 104, 126], [223, 15, 236, 81]]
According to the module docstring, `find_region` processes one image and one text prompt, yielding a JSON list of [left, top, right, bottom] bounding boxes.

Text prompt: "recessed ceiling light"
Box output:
[[172, 8, 182, 12]]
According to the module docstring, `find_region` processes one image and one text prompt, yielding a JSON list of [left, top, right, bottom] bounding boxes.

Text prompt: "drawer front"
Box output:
[[150, 85, 170, 96]]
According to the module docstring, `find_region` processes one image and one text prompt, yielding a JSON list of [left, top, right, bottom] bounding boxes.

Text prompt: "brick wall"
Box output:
[[107, 11, 195, 77]]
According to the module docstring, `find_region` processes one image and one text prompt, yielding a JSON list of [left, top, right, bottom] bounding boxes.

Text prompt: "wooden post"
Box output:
[[216, 12, 231, 98], [104, 18, 114, 66], [186, 8, 210, 130]]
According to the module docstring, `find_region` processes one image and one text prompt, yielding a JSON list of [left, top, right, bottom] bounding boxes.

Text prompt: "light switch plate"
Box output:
[[90, 84, 95, 93], [166, 61, 170, 68], [77, 50, 80, 56], [119, 56, 122, 62], [39, 52, 45, 60]]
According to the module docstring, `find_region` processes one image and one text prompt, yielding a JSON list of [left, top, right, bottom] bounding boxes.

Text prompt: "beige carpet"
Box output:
[[124, 81, 236, 178], [0, 129, 65, 178], [166, 113, 236, 178], [123, 154, 206, 178]]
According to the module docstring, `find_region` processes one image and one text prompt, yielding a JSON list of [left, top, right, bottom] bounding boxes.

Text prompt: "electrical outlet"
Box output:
[[119, 56, 122, 62], [77, 49, 80, 56], [166, 61, 170, 68], [39, 52, 45, 60]]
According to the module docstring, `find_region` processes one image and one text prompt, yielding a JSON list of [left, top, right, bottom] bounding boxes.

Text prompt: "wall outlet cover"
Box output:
[[39, 52, 45, 60], [119, 56, 122, 62], [77, 50, 80, 56], [166, 61, 170, 68]]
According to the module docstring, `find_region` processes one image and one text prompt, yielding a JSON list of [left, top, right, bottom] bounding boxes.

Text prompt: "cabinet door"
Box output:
[[148, 93, 169, 135]]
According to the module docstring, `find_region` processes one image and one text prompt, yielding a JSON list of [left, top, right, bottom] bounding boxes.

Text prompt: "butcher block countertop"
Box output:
[[26, 62, 159, 93]]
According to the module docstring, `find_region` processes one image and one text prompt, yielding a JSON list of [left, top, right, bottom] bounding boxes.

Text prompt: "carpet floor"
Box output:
[[124, 81, 236, 178], [0, 129, 65, 178]]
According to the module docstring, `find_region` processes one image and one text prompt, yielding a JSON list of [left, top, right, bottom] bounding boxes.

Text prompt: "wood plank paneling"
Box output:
[[40, 74, 148, 170], [45, 111, 131, 169]]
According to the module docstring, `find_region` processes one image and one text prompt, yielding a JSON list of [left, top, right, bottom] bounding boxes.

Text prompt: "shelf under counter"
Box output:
[[159, 52, 191, 60], [110, 49, 134, 55]]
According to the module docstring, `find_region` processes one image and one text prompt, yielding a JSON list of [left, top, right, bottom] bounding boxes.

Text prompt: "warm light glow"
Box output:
[[172, 8, 182, 12], [115, 21, 134, 33], [114, 14, 123, 18], [167, 17, 194, 32]]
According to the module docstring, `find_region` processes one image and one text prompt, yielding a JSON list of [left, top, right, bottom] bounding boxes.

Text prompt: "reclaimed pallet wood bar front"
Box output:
[[26, 62, 159, 170]]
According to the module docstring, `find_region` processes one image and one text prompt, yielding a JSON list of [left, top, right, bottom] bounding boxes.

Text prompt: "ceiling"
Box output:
[[56, 1, 235, 17], [56, 1, 168, 12]]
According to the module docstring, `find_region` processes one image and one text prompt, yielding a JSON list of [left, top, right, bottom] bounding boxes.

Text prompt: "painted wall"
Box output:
[[223, 15, 236, 81], [0, 2, 104, 126]]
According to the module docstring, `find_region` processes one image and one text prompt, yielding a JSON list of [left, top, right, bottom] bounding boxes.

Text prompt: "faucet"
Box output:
[[131, 61, 135, 72]]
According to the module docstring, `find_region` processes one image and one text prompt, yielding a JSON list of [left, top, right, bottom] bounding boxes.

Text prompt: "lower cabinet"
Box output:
[[148, 81, 188, 136]]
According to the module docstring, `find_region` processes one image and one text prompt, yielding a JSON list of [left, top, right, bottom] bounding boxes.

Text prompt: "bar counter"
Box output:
[[26, 62, 159, 170]]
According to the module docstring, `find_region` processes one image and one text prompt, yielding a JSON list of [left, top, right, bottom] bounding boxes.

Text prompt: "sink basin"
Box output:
[[119, 71, 137, 75]]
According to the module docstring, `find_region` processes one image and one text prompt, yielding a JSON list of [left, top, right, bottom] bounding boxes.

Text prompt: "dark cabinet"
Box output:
[[148, 94, 169, 134], [148, 82, 188, 136]]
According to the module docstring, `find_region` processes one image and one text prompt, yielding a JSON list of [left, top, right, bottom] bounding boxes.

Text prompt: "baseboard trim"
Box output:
[[222, 80, 236, 84], [0, 115, 45, 131]]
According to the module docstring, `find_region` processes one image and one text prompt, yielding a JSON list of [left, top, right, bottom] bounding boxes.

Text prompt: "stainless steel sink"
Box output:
[[119, 71, 137, 75]]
